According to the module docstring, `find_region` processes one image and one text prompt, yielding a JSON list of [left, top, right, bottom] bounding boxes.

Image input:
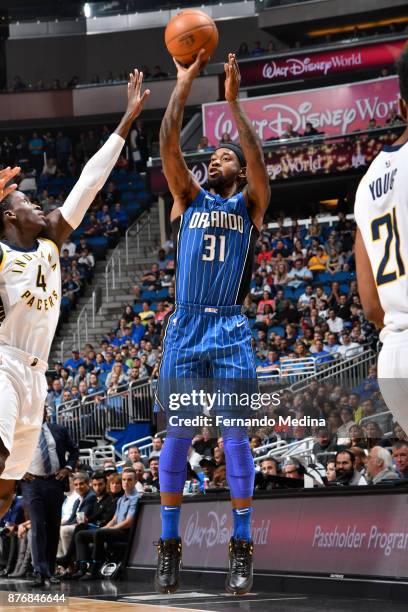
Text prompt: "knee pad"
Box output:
[[224, 437, 255, 499], [158, 437, 191, 493]]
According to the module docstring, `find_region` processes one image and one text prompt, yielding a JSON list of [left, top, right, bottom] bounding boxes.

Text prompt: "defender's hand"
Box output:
[[224, 53, 241, 103], [174, 49, 207, 84], [0, 167, 20, 202], [126, 70, 150, 120]]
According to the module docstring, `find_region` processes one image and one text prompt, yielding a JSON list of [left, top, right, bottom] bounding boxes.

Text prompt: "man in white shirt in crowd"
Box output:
[[326, 308, 344, 334], [337, 330, 364, 358], [286, 259, 313, 288], [297, 285, 314, 311]]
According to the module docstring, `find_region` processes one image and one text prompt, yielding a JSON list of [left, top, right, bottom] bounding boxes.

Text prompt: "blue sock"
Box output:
[[161, 505, 181, 540], [232, 507, 253, 541]]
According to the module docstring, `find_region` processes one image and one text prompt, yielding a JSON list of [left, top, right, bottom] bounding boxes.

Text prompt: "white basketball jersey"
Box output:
[[354, 140, 408, 338], [0, 238, 61, 362]]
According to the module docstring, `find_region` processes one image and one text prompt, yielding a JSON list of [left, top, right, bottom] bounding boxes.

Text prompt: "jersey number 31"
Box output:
[[371, 207, 405, 286], [202, 234, 226, 262]]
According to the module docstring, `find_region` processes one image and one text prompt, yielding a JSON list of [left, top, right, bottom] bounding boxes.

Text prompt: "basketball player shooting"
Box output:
[[156, 51, 270, 595], [0, 70, 150, 518], [355, 47, 408, 438]]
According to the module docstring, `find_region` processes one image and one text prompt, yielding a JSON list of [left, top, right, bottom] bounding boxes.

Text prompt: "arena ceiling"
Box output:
[[0, 1, 224, 22]]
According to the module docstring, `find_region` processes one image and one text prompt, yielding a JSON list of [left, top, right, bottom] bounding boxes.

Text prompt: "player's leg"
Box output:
[[378, 336, 408, 435], [0, 366, 20, 518], [211, 314, 257, 595], [0, 479, 16, 518], [154, 313, 204, 593]]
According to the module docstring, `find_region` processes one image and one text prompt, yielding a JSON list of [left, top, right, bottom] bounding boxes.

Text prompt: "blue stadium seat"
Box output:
[[85, 237, 109, 259], [121, 191, 137, 202], [141, 290, 157, 300], [332, 271, 351, 282], [126, 203, 141, 221], [283, 287, 295, 299], [340, 283, 350, 294], [294, 287, 305, 300], [314, 272, 331, 284], [157, 288, 169, 299], [268, 326, 285, 337]]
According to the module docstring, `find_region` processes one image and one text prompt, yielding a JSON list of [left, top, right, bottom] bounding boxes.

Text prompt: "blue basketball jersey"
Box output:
[[171, 188, 258, 306]]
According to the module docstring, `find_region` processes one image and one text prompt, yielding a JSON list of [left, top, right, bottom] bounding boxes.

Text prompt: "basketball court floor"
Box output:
[[0, 579, 407, 611]]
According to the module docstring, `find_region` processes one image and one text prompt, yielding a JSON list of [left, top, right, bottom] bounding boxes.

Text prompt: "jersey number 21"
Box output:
[[371, 207, 405, 286]]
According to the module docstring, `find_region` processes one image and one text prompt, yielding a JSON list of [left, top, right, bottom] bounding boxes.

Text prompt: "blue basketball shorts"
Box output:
[[156, 302, 258, 435]]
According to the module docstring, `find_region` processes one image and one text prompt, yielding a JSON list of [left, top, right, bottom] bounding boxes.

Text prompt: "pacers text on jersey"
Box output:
[[21, 289, 59, 311]]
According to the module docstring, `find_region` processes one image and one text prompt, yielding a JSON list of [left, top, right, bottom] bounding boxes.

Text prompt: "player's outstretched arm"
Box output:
[[0, 166, 21, 202], [355, 228, 384, 328], [160, 52, 206, 220], [224, 53, 270, 230], [42, 70, 150, 250]]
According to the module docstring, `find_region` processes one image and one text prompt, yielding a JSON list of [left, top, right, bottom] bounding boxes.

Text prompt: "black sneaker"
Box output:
[[154, 538, 182, 594], [225, 537, 254, 595]]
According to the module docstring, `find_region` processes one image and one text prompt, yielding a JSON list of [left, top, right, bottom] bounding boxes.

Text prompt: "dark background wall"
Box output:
[[6, 17, 272, 86]]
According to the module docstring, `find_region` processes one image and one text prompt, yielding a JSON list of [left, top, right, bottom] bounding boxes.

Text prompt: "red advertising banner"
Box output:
[[148, 128, 400, 193], [129, 491, 408, 578], [238, 38, 407, 87], [202, 76, 399, 143]]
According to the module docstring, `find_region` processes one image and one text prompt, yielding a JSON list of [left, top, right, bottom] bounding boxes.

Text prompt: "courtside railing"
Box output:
[[288, 345, 376, 393], [56, 378, 153, 441], [105, 212, 152, 300]]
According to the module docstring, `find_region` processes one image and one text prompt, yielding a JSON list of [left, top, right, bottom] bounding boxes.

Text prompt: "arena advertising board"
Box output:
[[129, 493, 408, 578], [238, 39, 406, 87], [148, 127, 400, 192], [202, 76, 399, 143]]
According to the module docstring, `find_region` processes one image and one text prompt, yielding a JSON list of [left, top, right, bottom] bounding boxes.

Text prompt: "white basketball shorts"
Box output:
[[378, 329, 408, 433], [0, 345, 48, 480]]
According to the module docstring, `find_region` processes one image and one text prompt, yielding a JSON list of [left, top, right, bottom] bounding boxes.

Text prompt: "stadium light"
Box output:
[[84, 3, 92, 19]]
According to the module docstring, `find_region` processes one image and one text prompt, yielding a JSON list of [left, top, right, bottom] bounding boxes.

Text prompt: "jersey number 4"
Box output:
[[371, 207, 405, 286], [202, 234, 226, 262], [36, 265, 47, 292]]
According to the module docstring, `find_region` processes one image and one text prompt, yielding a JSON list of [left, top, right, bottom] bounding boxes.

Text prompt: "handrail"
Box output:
[[58, 287, 100, 360], [289, 346, 376, 393], [104, 212, 151, 300], [125, 213, 152, 264]]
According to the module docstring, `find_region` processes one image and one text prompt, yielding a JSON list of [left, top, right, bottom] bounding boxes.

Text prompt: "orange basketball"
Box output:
[[165, 9, 219, 65]]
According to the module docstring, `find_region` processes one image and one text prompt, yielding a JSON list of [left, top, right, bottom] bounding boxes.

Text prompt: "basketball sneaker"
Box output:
[[225, 537, 254, 595], [154, 537, 182, 593]]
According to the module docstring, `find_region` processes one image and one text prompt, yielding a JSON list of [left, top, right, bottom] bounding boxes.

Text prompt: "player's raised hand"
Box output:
[[126, 69, 150, 120], [224, 53, 241, 103], [173, 48, 207, 83], [0, 166, 20, 202]]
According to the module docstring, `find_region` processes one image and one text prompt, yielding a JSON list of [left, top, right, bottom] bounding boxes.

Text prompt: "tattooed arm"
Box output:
[[160, 52, 205, 221], [225, 53, 270, 230]]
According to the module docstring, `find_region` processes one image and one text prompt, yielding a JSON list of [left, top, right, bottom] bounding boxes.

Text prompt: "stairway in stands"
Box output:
[[50, 203, 161, 364]]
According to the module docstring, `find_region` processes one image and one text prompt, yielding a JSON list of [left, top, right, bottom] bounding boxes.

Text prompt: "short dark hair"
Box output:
[[91, 471, 106, 481], [397, 44, 408, 104], [335, 450, 355, 464]]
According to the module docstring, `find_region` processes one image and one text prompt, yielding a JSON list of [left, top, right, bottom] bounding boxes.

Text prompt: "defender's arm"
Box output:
[[43, 70, 150, 250]]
